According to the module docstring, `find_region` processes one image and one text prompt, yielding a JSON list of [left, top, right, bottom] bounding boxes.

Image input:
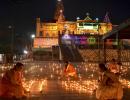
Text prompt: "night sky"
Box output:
[[0, 0, 130, 34]]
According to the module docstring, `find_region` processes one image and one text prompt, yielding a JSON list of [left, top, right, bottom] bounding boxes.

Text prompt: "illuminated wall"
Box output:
[[57, 22, 77, 34], [36, 18, 77, 38], [77, 20, 112, 35], [77, 21, 99, 34], [98, 23, 112, 35], [42, 23, 58, 37], [34, 38, 58, 48], [60, 34, 97, 46], [36, 17, 112, 38], [35, 15, 112, 48]]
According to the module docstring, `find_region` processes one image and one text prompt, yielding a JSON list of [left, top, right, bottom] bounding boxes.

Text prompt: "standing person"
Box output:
[[96, 63, 123, 100], [63, 61, 77, 78], [107, 58, 119, 74], [0, 62, 26, 99]]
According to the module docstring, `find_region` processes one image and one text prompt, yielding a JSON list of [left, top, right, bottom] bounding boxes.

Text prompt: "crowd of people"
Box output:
[[0, 59, 124, 100]]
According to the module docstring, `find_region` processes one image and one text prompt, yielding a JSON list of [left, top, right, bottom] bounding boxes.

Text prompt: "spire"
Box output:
[[103, 12, 111, 23], [84, 13, 92, 20], [54, 0, 64, 21], [58, 10, 65, 22]]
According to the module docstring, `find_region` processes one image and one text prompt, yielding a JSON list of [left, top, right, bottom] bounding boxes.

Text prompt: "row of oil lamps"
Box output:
[[0, 62, 130, 95]]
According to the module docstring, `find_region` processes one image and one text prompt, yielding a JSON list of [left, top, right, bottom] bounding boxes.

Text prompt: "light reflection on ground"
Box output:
[[0, 61, 130, 100]]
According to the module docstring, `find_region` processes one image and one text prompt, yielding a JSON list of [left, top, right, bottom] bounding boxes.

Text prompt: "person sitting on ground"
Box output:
[[0, 62, 27, 99], [107, 58, 119, 74], [96, 63, 123, 100], [63, 61, 77, 78]]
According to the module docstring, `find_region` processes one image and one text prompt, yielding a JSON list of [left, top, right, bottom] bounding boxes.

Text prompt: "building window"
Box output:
[[58, 31, 60, 34], [79, 23, 83, 26], [39, 31, 43, 37], [46, 33, 49, 37], [72, 31, 74, 34], [84, 23, 92, 26]]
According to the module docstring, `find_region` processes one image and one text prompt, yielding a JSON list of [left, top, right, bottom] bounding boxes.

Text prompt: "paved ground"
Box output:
[[25, 80, 97, 100], [26, 81, 130, 100], [0, 61, 130, 100]]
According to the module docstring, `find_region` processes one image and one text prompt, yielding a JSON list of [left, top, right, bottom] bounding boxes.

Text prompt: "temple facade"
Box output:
[[35, 0, 113, 48], [36, 14, 112, 38], [36, 10, 77, 38]]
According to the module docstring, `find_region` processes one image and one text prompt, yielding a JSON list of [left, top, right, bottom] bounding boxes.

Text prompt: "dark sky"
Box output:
[[0, 0, 130, 34]]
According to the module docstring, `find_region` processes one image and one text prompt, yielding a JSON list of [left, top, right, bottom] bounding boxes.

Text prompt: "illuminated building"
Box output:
[[34, 0, 113, 49], [54, 0, 64, 21], [77, 13, 112, 35], [36, 11, 76, 38], [99, 12, 112, 35], [76, 13, 99, 34]]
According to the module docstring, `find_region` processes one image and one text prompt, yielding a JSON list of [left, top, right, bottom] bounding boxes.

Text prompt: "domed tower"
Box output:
[[54, 0, 64, 21]]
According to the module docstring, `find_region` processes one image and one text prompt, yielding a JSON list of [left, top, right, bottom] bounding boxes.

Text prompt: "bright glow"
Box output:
[[24, 50, 28, 54], [22, 79, 47, 93], [96, 18, 99, 21], [62, 34, 71, 40], [77, 17, 80, 20], [31, 34, 35, 39], [0, 54, 3, 62], [84, 26, 93, 29], [60, 10, 63, 13]]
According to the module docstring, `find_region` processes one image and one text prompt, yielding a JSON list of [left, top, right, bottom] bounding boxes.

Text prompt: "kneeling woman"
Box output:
[[0, 62, 26, 99], [96, 63, 123, 100]]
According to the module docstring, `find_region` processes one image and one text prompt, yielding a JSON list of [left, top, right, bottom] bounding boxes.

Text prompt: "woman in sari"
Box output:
[[0, 62, 26, 99], [63, 61, 77, 78], [96, 63, 123, 100]]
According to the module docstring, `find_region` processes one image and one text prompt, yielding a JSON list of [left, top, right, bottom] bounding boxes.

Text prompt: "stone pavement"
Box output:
[[26, 80, 97, 100], [24, 81, 129, 100], [1, 62, 130, 100]]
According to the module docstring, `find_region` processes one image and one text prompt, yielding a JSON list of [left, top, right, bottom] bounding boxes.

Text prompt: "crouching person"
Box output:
[[64, 61, 77, 79], [0, 62, 27, 99], [96, 63, 123, 100]]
